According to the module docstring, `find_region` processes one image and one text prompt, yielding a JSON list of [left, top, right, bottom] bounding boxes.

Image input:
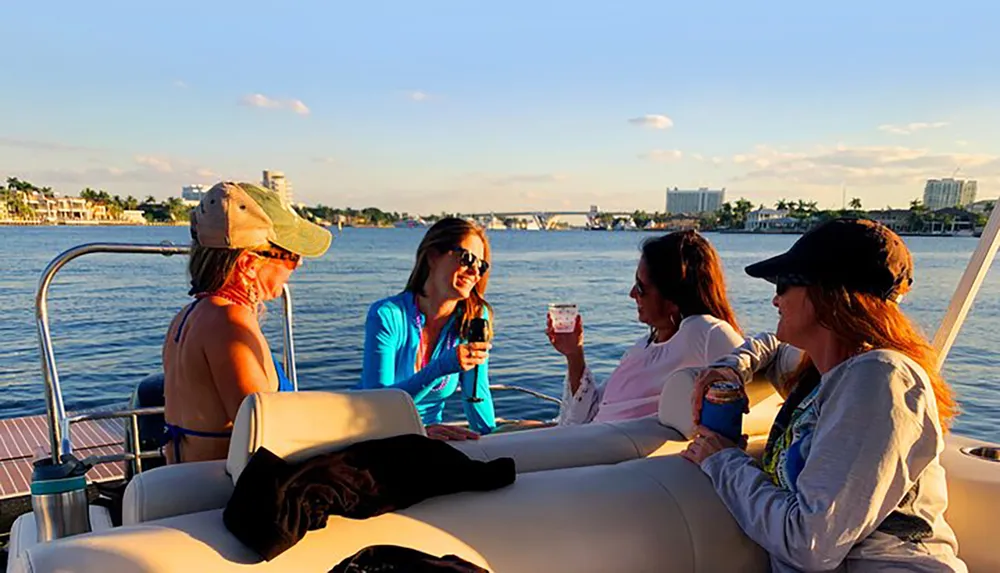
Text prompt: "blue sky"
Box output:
[[2, 1, 998, 214]]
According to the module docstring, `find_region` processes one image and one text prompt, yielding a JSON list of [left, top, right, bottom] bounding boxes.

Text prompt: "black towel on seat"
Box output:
[[223, 433, 516, 560], [330, 545, 490, 573]]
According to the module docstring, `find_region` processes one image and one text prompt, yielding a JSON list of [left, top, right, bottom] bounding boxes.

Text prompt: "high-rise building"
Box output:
[[665, 187, 725, 214], [923, 178, 977, 210], [262, 170, 293, 204], [960, 179, 978, 207], [181, 184, 207, 202]]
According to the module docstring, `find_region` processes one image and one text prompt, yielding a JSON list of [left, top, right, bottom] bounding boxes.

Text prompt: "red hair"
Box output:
[[786, 286, 957, 430]]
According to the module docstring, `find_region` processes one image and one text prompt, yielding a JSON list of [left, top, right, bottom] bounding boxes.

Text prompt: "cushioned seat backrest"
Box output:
[[226, 389, 426, 483], [658, 367, 785, 439]]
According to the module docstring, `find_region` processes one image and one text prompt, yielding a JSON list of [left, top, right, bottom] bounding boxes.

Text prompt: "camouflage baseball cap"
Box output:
[[190, 181, 331, 257]]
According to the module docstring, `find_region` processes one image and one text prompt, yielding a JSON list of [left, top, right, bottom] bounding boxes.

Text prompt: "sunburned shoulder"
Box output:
[[192, 300, 261, 340]]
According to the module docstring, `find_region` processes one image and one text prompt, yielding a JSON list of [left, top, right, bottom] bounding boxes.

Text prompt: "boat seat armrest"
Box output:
[[227, 388, 426, 484], [658, 367, 780, 439], [123, 459, 233, 524]]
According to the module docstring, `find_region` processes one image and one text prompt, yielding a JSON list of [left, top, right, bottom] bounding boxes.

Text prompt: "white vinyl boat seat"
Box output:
[[122, 371, 785, 526], [14, 455, 770, 573], [101, 353, 1000, 572]]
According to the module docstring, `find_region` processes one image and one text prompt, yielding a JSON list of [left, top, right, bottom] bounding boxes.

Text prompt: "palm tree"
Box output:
[[775, 199, 789, 210], [849, 197, 863, 210]]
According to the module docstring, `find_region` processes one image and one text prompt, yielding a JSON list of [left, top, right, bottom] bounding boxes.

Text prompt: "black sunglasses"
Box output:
[[451, 247, 489, 275], [775, 276, 810, 296], [634, 276, 647, 296], [257, 249, 301, 264]]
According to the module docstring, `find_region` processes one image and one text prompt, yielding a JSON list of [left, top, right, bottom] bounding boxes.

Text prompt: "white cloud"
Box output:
[[691, 153, 705, 161], [242, 93, 280, 109], [409, 91, 430, 102], [240, 93, 310, 115], [288, 100, 310, 115], [28, 155, 220, 187], [133, 155, 174, 173], [627, 114, 674, 130], [312, 157, 337, 165], [484, 173, 569, 186], [641, 149, 683, 162], [0, 137, 92, 153], [877, 121, 950, 135], [731, 144, 1000, 187], [194, 168, 218, 179], [711, 156, 724, 165], [955, 140, 969, 147], [173, 80, 188, 89]]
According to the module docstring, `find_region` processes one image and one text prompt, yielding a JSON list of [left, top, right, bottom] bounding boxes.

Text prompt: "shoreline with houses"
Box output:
[[3, 175, 994, 237]]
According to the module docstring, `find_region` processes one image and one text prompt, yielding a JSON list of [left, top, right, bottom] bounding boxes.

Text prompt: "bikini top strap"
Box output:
[[173, 298, 203, 343]]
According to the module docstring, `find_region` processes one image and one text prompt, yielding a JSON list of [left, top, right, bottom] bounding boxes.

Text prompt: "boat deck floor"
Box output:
[[0, 414, 126, 500]]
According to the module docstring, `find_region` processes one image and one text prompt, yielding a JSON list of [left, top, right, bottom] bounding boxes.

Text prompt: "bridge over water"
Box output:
[[457, 209, 634, 230]]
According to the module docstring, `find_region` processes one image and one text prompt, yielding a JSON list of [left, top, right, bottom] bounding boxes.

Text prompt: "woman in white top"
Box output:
[[548, 230, 744, 425]]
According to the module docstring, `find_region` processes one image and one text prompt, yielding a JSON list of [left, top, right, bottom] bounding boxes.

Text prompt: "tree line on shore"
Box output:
[[2, 177, 190, 222], [3, 176, 993, 231]]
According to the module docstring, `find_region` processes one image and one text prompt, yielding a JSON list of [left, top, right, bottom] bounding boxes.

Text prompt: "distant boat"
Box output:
[[393, 218, 428, 229], [485, 217, 507, 231]]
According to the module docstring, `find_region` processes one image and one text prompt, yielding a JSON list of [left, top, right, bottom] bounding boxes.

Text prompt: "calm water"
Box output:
[[1, 226, 998, 443]]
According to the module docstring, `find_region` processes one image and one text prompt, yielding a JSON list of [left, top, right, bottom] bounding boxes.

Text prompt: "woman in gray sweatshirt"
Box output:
[[682, 218, 967, 572]]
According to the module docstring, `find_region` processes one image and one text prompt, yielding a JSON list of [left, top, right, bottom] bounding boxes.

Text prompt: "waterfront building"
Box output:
[[262, 170, 293, 203], [665, 187, 725, 214], [923, 178, 977, 210]]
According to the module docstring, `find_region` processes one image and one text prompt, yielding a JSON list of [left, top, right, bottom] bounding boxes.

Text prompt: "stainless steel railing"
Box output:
[[488, 384, 562, 405], [35, 242, 298, 467]]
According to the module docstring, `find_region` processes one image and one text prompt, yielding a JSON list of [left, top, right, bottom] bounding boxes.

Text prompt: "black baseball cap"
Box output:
[[745, 218, 913, 301]]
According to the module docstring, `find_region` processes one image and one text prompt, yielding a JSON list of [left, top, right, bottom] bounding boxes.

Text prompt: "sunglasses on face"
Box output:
[[451, 247, 490, 275], [634, 277, 647, 296], [256, 249, 302, 265], [775, 276, 810, 296]]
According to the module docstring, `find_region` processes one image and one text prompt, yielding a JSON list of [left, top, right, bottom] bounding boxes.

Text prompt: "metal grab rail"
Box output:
[[66, 406, 167, 474], [488, 384, 562, 405], [36, 242, 298, 465]]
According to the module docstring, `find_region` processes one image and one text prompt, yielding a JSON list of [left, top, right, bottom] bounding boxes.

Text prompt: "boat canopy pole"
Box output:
[[932, 202, 1000, 369], [36, 242, 298, 464]]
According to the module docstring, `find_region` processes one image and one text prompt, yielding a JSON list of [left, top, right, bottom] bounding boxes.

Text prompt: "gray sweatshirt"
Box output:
[[702, 334, 966, 572]]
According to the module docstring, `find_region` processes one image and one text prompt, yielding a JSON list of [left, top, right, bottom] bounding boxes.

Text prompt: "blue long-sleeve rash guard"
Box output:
[[357, 291, 496, 434]]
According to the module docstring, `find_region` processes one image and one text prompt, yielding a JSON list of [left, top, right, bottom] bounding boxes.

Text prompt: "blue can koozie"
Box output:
[[700, 381, 747, 444]]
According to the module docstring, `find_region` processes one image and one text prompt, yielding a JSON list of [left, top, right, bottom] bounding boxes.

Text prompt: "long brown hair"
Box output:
[[640, 230, 742, 335], [405, 217, 493, 340], [784, 285, 958, 430]]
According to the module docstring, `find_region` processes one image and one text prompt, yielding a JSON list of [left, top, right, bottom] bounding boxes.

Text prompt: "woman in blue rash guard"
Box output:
[[358, 217, 495, 440]]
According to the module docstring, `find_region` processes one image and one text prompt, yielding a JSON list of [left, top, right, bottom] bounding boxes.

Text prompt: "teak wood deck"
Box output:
[[0, 414, 126, 500]]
